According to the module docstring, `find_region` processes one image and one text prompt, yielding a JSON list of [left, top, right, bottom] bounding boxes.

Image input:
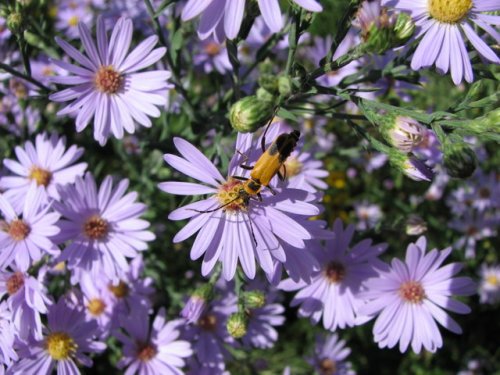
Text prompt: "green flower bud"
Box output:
[[364, 23, 392, 54], [278, 76, 292, 97], [226, 312, 248, 339], [192, 284, 213, 300], [243, 290, 266, 309], [443, 141, 477, 179], [229, 96, 275, 133], [380, 115, 426, 153], [7, 11, 23, 34], [393, 12, 415, 42], [389, 151, 433, 181]]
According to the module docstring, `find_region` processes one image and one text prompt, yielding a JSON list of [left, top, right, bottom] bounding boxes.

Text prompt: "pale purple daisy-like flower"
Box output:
[[478, 263, 500, 304], [0, 301, 18, 370], [49, 17, 172, 145], [279, 219, 387, 331], [0, 269, 52, 340], [449, 211, 497, 258], [0, 184, 60, 271], [0, 132, 87, 213], [159, 136, 320, 281], [55, 1, 93, 39], [193, 38, 233, 74], [181, 0, 322, 41], [53, 173, 155, 282], [181, 284, 237, 370], [307, 333, 355, 375], [354, 201, 383, 231], [11, 297, 105, 375], [116, 308, 192, 375], [383, 0, 500, 84], [359, 236, 476, 353]]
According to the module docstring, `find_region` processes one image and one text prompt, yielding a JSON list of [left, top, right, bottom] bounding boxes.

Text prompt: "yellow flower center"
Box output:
[[45, 332, 77, 360], [108, 280, 129, 298], [68, 15, 79, 27], [83, 215, 109, 240], [486, 275, 498, 286], [94, 66, 123, 94], [284, 156, 303, 178], [216, 178, 248, 213], [7, 219, 30, 241], [29, 166, 52, 187], [87, 298, 106, 316], [400, 281, 426, 304], [428, 0, 472, 24]]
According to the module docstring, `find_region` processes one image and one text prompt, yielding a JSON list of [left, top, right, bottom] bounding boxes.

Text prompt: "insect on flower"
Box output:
[[192, 130, 301, 213]]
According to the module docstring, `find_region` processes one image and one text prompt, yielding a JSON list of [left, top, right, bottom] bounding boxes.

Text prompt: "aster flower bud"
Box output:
[[389, 151, 433, 181], [443, 141, 477, 179], [243, 290, 266, 309], [405, 214, 428, 236], [393, 12, 415, 42], [181, 284, 213, 324], [278, 76, 292, 97], [229, 95, 275, 133], [7, 11, 23, 34], [381, 115, 426, 153], [227, 312, 248, 339]]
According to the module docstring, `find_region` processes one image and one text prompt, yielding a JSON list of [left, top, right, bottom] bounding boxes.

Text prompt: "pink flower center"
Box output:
[[83, 215, 109, 240], [29, 166, 52, 187], [7, 219, 30, 241], [204, 42, 221, 56], [7, 272, 24, 295], [399, 281, 426, 304], [94, 65, 123, 94], [137, 342, 157, 362], [428, 0, 472, 24], [45, 332, 77, 360], [319, 358, 337, 375], [324, 261, 346, 284]]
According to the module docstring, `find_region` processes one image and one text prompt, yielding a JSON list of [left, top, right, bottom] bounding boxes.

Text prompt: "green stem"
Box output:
[[227, 38, 241, 100], [0, 62, 51, 92], [285, 9, 302, 76], [306, 44, 365, 83]]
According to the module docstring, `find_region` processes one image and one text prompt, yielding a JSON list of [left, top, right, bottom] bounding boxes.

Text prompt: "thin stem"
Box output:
[[0, 62, 51, 92], [285, 8, 301, 76], [306, 44, 365, 83], [227, 38, 241, 100]]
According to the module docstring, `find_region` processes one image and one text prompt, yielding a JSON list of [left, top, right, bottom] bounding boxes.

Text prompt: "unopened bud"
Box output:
[[381, 115, 426, 153], [405, 214, 427, 235], [243, 290, 266, 309], [181, 284, 213, 324], [227, 312, 248, 339], [443, 142, 477, 179], [389, 152, 433, 181], [278, 76, 292, 97], [393, 12, 415, 42], [7, 12, 23, 34], [229, 96, 275, 133]]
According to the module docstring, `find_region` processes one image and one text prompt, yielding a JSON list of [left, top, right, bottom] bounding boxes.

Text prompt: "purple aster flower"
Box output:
[[241, 281, 285, 349], [0, 269, 52, 340], [181, 0, 322, 41], [0, 301, 18, 370], [0, 184, 60, 271], [181, 283, 237, 370], [478, 263, 500, 304], [383, 0, 500, 84], [307, 333, 355, 375], [354, 201, 383, 231], [55, 1, 93, 39], [11, 297, 105, 375], [193, 38, 232, 74], [116, 308, 192, 375], [0, 132, 87, 213], [449, 211, 497, 258], [279, 219, 387, 331], [359, 236, 476, 353], [49, 17, 172, 145], [53, 173, 155, 282], [159, 136, 320, 281]]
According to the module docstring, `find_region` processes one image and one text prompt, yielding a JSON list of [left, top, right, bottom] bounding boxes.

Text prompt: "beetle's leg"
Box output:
[[236, 150, 254, 170]]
